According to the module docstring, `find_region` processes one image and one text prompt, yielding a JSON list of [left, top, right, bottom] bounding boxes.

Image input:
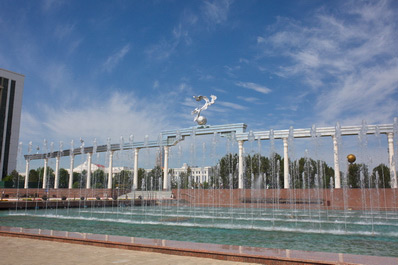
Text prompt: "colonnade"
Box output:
[[239, 133, 396, 190], [22, 123, 397, 190]]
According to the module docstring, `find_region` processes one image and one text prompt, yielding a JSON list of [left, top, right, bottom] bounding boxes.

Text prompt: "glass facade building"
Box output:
[[0, 69, 24, 180]]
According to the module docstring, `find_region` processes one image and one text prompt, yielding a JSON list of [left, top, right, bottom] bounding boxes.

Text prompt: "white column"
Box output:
[[24, 159, 30, 189], [54, 156, 60, 189], [107, 151, 114, 189], [283, 138, 290, 189], [388, 133, 397, 188], [86, 153, 92, 189], [133, 148, 139, 190], [42, 158, 48, 189], [333, 135, 341, 189], [238, 140, 244, 189], [163, 146, 169, 190], [68, 155, 74, 189]]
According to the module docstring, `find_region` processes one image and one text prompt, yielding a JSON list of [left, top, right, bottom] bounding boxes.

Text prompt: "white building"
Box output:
[[68, 162, 132, 177], [170, 163, 212, 183], [0, 69, 24, 180]]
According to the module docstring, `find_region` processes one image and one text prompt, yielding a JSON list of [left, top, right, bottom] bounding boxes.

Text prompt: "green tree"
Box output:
[[213, 152, 280, 189], [213, 152, 335, 190], [137, 168, 146, 190], [147, 166, 163, 190], [29, 169, 40, 183], [346, 163, 369, 188], [72, 181, 80, 188], [113, 170, 132, 189], [59, 168, 69, 188], [319, 160, 335, 188], [36, 167, 54, 188], [179, 167, 191, 189], [371, 164, 391, 188], [294, 158, 334, 189], [90, 169, 105, 188], [202, 181, 210, 189], [3, 170, 21, 187], [169, 169, 177, 189], [294, 157, 310, 188], [260, 156, 271, 177], [72, 172, 83, 188], [245, 153, 268, 189], [267, 152, 283, 189], [73, 170, 87, 189], [219, 153, 238, 189]]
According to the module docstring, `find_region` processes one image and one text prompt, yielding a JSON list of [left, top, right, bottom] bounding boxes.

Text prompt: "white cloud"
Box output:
[[258, 0, 398, 124], [213, 88, 227, 94], [182, 97, 195, 108], [19, 111, 43, 142], [102, 44, 130, 72], [153, 80, 159, 88], [54, 23, 76, 40], [146, 23, 191, 61], [202, 0, 232, 25], [20, 92, 171, 145], [166, 82, 194, 98], [235, 81, 271, 94], [237, 96, 259, 103], [317, 60, 398, 125], [67, 38, 82, 54], [42, 0, 65, 12], [41, 63, 72, 92], [295, 51, 319, 68], [146, 39, 176, 61], [217, 101, 247, 110]]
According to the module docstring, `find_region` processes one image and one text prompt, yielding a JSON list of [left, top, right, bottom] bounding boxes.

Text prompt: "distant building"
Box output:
[[0, 69, 24, 180], [144, 163, 212, 183], [170, 163, 212, 183], [72, 161, 106, 174], [68, 162, 132, 177]]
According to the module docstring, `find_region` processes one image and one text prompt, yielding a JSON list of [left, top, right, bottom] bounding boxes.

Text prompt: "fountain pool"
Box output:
[[1, 203, 398, 257]]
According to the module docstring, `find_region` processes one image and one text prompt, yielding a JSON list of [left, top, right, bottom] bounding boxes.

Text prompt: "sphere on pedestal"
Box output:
[[347, 154, 356, 164], [196, 116, 207, 125]]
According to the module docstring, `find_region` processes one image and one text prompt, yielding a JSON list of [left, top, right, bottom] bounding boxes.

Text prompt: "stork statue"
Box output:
[[192, 95, 217, 125]]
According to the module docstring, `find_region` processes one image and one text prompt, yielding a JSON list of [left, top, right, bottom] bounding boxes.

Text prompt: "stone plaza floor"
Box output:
[[0, 236, 257, 265]]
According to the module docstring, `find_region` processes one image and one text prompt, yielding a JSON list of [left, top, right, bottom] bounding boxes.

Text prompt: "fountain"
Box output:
[[0, 98, 397, 263]]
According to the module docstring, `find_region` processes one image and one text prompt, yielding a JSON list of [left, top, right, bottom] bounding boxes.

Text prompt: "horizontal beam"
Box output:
[[235, 123, 394, 141], [24, 123, 247, 160]]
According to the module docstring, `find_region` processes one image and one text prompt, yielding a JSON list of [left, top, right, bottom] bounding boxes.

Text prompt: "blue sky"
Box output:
[[1, 0, 397, 160]]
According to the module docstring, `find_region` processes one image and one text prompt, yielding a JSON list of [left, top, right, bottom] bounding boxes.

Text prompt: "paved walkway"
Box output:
[[0, 236, 256, 265]]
